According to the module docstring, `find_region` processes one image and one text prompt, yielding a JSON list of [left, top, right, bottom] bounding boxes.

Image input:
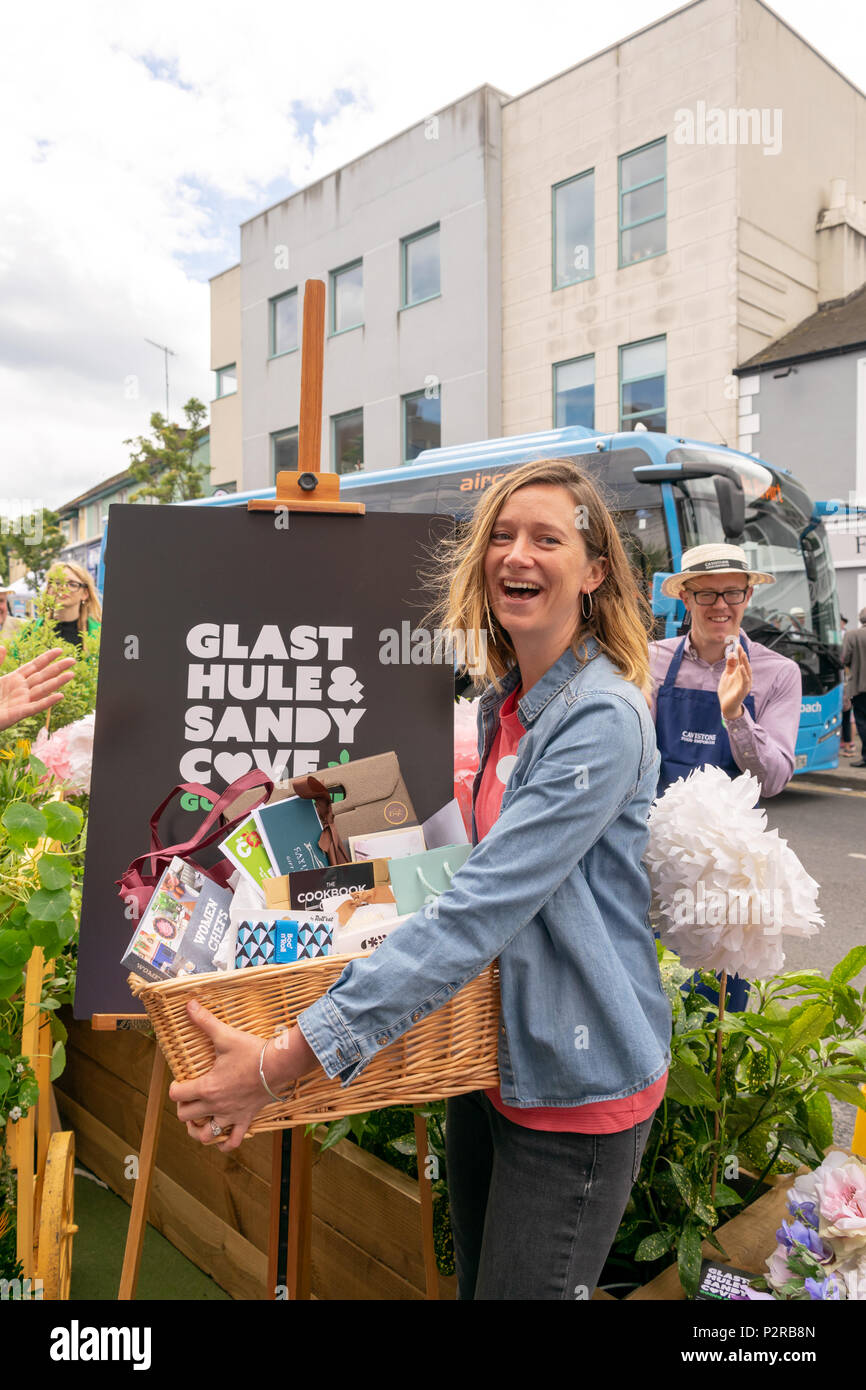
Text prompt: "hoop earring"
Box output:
[[581, 590, 593, 620]]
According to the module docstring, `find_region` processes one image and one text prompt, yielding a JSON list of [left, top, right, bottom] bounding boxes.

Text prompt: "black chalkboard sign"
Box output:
[[75, 504, 454, 1017]]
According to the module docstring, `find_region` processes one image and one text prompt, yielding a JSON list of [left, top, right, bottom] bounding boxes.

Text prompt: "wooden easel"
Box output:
[[116, 280, 439, 1302]]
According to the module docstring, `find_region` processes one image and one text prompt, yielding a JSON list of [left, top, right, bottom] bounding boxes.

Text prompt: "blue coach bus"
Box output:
[[104, 425, 845, 774]]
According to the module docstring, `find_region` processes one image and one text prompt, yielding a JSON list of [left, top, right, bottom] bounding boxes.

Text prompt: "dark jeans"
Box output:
[[853, 692, 866, 754], [444, 1088, 656, 1300]]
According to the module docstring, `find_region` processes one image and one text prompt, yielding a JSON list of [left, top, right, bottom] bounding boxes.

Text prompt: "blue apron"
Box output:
[[654, 632, 756, 1013], [656, 633, 756, 795]]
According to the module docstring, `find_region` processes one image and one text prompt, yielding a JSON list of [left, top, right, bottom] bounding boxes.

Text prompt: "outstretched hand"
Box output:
[[0, 645, 76, 732]]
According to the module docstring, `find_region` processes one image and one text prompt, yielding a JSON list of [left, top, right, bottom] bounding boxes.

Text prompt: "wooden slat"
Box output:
[[62, 1015, 460, 1299], [310, 1213, 428, 1301], [56, 1054, 271, 1251], [311, 1128, 433, 1287], [56, 1090, 268, 1300]]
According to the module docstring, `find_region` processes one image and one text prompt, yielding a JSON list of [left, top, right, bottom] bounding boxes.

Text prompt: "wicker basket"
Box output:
[[128, 954, 501, 1129]]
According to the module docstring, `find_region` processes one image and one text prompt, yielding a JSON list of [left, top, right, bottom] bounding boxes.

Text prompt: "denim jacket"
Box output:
[[298, 640, 672, 1106]]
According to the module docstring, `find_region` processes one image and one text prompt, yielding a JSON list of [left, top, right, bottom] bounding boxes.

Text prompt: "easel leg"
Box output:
[[267, 1130, 292, 1298], [414, 1113, 439, 1300], [285, 1128, 313, 1300], [118, 1046, 169, 1300]]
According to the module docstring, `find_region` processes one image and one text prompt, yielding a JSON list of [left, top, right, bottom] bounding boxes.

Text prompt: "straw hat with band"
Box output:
[[660, 543, 774, 600]]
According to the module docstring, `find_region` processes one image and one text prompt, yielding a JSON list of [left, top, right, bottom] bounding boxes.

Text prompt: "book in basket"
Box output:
[[121, 855, 233, 984]]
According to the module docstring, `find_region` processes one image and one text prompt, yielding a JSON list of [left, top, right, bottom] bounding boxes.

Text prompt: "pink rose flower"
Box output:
[[815, 1154, 866, 1255]]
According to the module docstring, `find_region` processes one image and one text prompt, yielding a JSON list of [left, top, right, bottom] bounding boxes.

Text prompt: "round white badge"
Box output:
[[496, 754, 517, 785]]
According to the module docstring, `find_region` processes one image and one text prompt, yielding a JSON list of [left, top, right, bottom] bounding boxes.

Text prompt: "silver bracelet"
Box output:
[[259, 1038, 289, 1103]]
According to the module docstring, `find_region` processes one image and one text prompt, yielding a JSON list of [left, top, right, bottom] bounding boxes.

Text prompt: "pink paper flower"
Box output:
[[33, 713, 94, 795]]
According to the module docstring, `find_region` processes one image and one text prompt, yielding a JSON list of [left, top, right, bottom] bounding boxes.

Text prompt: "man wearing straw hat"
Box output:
[[647, 542, 802, 1010], [648, 542, 801, 800]]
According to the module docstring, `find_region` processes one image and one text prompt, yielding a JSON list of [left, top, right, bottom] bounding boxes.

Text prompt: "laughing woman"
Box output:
[[171, 458, 672, 1301]]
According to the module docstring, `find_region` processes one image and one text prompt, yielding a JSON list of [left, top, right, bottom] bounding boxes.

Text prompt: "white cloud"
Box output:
[[0, 0, 861, 507]]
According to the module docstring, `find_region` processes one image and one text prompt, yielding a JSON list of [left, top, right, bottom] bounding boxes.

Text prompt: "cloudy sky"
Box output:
[[1, 0, 863, 510]]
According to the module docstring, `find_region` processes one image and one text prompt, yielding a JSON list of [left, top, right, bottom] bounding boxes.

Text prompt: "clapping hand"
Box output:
[[718, 646, 752, 721], [0, 646, 76, 733]]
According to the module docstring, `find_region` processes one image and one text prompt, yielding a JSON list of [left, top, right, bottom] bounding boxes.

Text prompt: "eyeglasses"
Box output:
[[685, 587, 748, 606], [61, 580, 85, 591]]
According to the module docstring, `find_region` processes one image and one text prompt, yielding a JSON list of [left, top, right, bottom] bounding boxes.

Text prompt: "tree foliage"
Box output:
[[125, 397, 209, 504], [0, 509, 66, 587]]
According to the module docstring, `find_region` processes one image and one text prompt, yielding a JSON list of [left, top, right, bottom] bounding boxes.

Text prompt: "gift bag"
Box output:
[[116, 771, 273, 919], [388, 844, 473, 916], [292, 752, 418, 861]]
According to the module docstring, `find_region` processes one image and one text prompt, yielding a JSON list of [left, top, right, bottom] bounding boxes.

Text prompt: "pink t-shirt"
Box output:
[[477, 686, 667, 1134]]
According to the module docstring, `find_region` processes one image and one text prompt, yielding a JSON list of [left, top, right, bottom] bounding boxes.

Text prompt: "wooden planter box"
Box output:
[[54, 1010, 456, 1300]]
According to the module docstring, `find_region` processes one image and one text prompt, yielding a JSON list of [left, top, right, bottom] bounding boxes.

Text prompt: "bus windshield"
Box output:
[[669, 447, 842, 693]]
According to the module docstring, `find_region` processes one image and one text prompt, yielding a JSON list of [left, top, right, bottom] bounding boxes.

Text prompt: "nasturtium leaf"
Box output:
[[25, 888, 71, 922], [41, 801, 83, 843], [27, 922, 61, 953], [0, 931, 31, 967], [49, 1040, 66, 1081], [37, 853, 73, 891], [52, 912, 78, 944], [0, 971, 24, 1000], [2, 803, 47, 844]]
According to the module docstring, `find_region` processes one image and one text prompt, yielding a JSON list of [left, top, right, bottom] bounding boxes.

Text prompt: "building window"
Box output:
[[403, 390, 441, 462], [553, 356, 595, 429], [619, 139, 666, 267], [270, 290, 298, 357], [330, 260, 363, 334], [332, 408, 364, 475], [620, 337, 666, 432], [552, 171, 594, 289], [215, 363, 237, 398], [271, 427, 299, 479], [402, 225, 440, 307]]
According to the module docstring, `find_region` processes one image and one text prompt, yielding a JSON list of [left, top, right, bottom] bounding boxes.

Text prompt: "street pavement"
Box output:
[[759, 757, 866, 1148]]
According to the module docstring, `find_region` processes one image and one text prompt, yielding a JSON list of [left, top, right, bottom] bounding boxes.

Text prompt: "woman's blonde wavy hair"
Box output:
[[426, 458, 653, 690]]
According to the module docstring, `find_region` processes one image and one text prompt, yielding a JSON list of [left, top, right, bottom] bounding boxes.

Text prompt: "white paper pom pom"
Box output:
[[645, 765, 822, 978]]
